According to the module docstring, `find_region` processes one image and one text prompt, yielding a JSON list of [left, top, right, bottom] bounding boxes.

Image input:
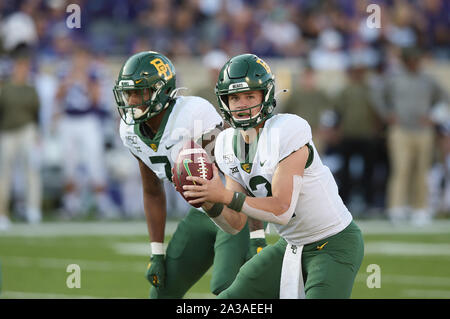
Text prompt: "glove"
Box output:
[[146, 254, 166, 288], [246, 237, 267, 261]]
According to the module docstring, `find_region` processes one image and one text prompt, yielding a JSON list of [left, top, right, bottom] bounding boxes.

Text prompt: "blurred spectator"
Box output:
[[259, 1, 303, 57], [385, 1, 418, 48], [219, 4, 258, 57], [171, 3, 201, 57], [104, 137, 145, 219], [54, 46, 119, 219], [374, 47, 449, 225], [333, 59, 383, 212], [354, 0, 383, 46], [192, 49, 229, 112], [281, 65, 333, 152], [0, 0, 38, 53], [317, 109, 343, 175], [416, 0, 450, 60], [0, 49, 42, 230], [309, 28, 349, 71], [136, 1, 172, 55], [347, 35, 380, 69], [428, 122, 450, 217], [0, 0, 447, 61], [0, 0, 448, 221]]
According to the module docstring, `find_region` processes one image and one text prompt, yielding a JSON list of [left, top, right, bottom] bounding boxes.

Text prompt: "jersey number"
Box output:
[[246, 175, 272, 197], [149, 156, 172, 182]]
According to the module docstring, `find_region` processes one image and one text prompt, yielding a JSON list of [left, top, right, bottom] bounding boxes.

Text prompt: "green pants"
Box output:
[[218, 220, 364, 299], [150, 208, 250, 298]]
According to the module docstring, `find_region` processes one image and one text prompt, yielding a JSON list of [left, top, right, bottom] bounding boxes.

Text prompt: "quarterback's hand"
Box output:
[[146, 254, 166, 288], [246, 238, 267, 261], [184, 164, 228, 205]]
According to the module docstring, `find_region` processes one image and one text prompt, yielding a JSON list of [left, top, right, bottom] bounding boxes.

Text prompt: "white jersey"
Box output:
[[215, 114, 352, 246], [120, 96, 222, 181]]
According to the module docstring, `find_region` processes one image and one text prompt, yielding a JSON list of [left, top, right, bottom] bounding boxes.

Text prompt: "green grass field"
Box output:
[[1, 219, 449, 299]]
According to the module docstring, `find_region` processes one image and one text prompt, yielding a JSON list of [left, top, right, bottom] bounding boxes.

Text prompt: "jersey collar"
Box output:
[[232, 128, 261, 171]]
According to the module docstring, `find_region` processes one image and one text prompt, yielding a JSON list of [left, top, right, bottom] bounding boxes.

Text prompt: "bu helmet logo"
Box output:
[[150, 58, 174, 81]]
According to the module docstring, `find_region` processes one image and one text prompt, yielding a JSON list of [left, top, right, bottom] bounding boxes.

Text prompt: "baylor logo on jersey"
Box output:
[[150, 143, 158, 152], [241, 163, 252, 173]]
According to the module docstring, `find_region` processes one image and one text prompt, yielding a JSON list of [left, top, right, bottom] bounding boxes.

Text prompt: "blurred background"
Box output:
[[0, 0, 450, 227], [0, 0, 449, 299], [1, 0, 449, 225]]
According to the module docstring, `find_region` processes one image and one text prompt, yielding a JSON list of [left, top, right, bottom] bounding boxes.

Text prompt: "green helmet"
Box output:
[[113, 51, 177, 125], [215, 54, 276, 130]]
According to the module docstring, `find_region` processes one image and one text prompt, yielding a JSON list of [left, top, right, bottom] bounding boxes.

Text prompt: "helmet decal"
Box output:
[[150, 58, 174, 81], [256, 58, 271, 73]]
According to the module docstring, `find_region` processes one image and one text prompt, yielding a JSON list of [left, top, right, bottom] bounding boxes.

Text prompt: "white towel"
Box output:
[[280, 243, 305, 299]]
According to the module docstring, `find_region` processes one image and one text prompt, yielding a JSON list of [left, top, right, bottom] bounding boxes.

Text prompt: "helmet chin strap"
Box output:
[[159, 87, 186, 110], [159, 87, 187, 111], [171, 87, 187, 98]]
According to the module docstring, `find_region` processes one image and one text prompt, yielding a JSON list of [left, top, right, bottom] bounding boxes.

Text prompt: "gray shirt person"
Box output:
[[371, 47, 448, 130]]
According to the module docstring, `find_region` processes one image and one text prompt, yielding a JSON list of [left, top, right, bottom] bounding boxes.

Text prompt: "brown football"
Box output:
[[172, 140, 213, 208]]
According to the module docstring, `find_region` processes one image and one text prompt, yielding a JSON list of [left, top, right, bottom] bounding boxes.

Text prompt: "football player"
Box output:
[[183, 54, 364, 298], [113, 51, 266, 298]]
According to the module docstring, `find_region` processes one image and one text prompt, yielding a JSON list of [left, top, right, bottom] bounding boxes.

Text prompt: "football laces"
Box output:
[[197, 157, 208, 179]]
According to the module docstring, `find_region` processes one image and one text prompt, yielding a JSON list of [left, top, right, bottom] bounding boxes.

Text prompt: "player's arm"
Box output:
[[136, 156, 167, 287], [248, 217, 265, 234], [184, 145, 309, 231], [201, 174, 248, 233], [240, 146, 308, 222], [137, 156, 166, 243], [202, 174, 267, 256]]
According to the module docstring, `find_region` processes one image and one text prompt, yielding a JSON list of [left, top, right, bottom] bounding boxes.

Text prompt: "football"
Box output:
[[172, 140, 213, 208]]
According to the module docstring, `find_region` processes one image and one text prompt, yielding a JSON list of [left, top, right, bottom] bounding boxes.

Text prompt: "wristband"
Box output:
[[151, 242, 165, 255], [206, 203, 224, 218], [250, 229, 266, 239], [227, 192, 246, 212]]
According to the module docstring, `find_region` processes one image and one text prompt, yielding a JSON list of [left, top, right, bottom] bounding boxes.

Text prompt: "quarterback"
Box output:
[[183, 54, 364, 298], [113, 51, 265, 298]]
